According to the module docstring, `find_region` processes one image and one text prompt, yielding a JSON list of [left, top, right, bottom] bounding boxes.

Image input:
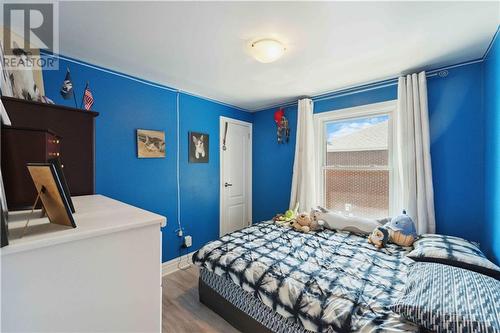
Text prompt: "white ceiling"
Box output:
[[57, 1, 499, 111]]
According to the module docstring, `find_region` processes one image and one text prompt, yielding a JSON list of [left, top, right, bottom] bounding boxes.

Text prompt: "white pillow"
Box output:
[[311, 207, 381, 235]]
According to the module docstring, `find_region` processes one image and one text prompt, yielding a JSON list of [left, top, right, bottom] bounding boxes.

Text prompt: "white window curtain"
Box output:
[[393, 71, 436, 234], [290, 98, 317, 212]]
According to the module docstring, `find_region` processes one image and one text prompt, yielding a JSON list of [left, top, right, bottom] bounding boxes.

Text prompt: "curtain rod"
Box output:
[[256, 58, 483, 111], [313, 72, 441, 103]]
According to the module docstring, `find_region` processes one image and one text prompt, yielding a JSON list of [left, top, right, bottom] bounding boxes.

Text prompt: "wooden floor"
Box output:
[[162, 266, 240, 333]]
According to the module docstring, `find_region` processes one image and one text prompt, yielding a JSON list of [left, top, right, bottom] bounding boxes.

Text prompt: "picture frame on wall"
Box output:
[[0, 41, 14, 98], [189, 132, 209, 163], [0, 39, 45, 101], [137, 129, 166, 158]]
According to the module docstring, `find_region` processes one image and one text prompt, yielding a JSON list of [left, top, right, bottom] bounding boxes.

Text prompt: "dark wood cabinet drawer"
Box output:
[[46, 137, 61, 159], [1, 127, 61, 210]]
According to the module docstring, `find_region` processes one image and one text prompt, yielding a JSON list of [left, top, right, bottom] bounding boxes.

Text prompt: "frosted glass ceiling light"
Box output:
[[251, 39, 286, 63]]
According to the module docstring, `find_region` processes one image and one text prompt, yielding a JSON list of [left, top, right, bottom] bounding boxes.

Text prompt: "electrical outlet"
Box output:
[[177, 229, 183, 237], [184, 235, 192, 248]]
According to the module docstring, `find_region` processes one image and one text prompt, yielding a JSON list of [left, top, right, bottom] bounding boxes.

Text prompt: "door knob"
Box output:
[[224, 182, 233, 187]]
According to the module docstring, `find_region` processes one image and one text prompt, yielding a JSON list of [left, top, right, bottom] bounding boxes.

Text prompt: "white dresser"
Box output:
[[1, 195, 165, 333]]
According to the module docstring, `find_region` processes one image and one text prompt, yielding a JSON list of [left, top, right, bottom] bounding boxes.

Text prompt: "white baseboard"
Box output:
[[162, 251, 196, 276]]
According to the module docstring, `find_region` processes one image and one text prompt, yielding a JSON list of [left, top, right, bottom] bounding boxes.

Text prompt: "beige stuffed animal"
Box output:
[[292, 213, 311, 233], [291, 212, 324, 233]]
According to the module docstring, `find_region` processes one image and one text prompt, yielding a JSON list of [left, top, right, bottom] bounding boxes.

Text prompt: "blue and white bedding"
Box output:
[[193, 221, 420, 332], [391, 262, 500, 333], [407, 234, 500, 279]]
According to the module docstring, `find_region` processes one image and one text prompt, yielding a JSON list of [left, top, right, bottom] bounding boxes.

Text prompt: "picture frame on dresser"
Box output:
[[1, 169, 8, 247], [1, 98, 9, 247], [48, 158, 75, 213], [1, 212, 7, 247], [26, 163, 76, 228], [0, 169, 7, 214]]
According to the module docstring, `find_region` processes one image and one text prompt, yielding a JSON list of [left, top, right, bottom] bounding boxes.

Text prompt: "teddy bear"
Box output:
[[291, 212, 324, 233], [291, 212, 311, 233]]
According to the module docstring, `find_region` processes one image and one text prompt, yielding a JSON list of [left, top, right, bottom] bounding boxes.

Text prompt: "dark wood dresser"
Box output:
[[2, 127, 61, 209], [1, 97, 99, 210]]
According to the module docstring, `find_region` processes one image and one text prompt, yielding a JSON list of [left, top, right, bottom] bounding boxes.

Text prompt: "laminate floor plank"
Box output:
[[162, 266, 241, 333]]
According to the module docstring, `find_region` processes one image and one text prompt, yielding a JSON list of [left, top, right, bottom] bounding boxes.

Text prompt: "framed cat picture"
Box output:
[[137, 129, 166, 158], [189, 132, 209, 163]]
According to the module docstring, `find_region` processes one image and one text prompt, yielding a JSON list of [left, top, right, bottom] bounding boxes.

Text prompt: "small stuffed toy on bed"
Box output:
[[311, 206, 380, 234], [385, 211, 417, 247], [291, 212, 324, 233], [368, 211, 417, 248], [291, 213, 311, 233], [273, 204, 299, 227], [368, 227, 389, 248]]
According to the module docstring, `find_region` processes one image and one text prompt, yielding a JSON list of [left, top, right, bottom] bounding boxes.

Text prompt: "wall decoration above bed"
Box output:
[[189, 131, 209, 163], [137, 129, 166, 158], [274, 107, 290, 144]]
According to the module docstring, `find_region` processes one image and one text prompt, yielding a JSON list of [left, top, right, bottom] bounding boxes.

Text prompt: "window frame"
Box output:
[[314, 100, 397, 217]]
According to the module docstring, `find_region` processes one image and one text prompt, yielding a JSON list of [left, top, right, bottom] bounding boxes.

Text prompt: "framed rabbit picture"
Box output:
[[189, 132, 209, 163]]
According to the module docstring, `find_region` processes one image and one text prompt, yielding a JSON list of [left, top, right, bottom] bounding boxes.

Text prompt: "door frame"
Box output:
[[219, 116, 253, 237]]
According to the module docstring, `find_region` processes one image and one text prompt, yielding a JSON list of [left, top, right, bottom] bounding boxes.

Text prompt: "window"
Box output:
[[315, 101, 395, 218]]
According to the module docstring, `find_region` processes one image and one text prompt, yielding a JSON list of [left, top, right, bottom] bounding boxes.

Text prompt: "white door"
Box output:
[[220, 117, 252, 236]]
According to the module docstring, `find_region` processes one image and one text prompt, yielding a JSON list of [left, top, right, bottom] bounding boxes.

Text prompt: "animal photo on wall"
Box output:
[[0, 38, 45, 101], [137, 129, 166, 158], [189, 132, 209, 163]]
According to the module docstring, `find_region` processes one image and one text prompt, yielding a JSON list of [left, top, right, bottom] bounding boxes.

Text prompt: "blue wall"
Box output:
[[428, 63, 485, 243], [253, 63, 490, 255], [252, 105, 297, 223], [178, 94, 252, 254], [38, 45, 497, 263], [41, 55, 251, 262], [484, 31, 500, 263]]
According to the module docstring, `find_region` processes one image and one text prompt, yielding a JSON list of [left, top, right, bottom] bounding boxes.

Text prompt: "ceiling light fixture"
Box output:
[[251, 39, 286, 63]]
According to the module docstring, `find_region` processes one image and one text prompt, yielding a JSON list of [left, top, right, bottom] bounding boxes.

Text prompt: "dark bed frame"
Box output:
[[199, 277, 432, 333], [199, 278, 273, 333]]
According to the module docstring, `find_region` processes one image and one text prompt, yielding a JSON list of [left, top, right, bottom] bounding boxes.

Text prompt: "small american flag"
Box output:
[[82, 83, 94, 110]]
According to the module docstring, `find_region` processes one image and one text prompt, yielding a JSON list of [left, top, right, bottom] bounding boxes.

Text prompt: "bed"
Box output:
[[193, 221, 422, 333]]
